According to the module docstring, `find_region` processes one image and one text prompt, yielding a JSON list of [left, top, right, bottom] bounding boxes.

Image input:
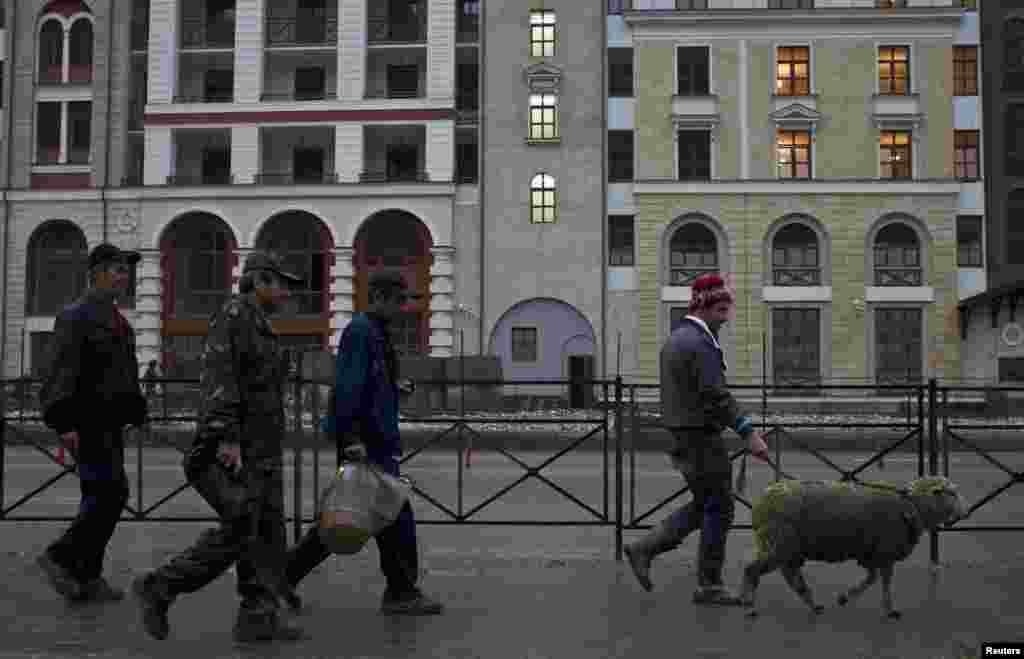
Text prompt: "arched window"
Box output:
[[255, 212, 330, 315], [38, 19, 64, 84], [26, 221, 88, 315], [873, 223, 921, 286], [772, 222, 820, 286], [1006, 18, 1024, 91], [668, 222, 717, 286], [530, 173, 556, 223], [162, 212, 235, 318], [68, 18, 94, 83]]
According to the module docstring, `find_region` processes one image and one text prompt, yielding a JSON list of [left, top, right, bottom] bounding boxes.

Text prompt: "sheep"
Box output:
[[739, 475, 967, 620]]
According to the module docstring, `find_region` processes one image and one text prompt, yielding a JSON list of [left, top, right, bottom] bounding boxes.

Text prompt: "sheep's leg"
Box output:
[[838, 567, 878, 607], [780, 563, 824, 615], [880, 564, 901, 619], [740, 555, 782, 617]]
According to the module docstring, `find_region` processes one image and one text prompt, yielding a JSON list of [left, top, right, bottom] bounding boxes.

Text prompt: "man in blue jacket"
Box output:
[[282, 270, 444, 616], [624, 273, 769, 605]]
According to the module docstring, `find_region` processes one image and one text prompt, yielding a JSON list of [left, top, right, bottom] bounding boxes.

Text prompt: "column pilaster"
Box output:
[[330, 247, 356, 346], [429, 247, 456, 357]]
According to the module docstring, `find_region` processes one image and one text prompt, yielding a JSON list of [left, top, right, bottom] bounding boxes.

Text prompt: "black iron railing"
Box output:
[[265, 15, 338, 47], [359, 169, 430, 183], [254, 172, 339, 185]]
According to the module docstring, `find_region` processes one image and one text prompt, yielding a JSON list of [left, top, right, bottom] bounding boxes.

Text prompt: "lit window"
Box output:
[[776, 46, 810, 96], [878, 46, 910, 95], [530, 173, 556, 224], [528, 94, 558, 141], [954, 130, 979, 180], [529, 10, 555, 58], [777, 130, 812, 179], [880, 131, 912, 180], [953, 46, 978, 96]]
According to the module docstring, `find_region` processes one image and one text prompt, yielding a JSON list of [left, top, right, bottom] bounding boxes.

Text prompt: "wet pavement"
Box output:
[[0, 520, 1021, 659]]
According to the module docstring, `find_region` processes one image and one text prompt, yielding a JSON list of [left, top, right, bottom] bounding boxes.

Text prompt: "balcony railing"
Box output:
[[668, 267, 718, 286], [618, 0, 709, 9], [260, 89, 333, 102], [69, 65, 93, 84], [180, 18, 235, 49], [167, 173, 235, 186], [254, 172, 339, 185], [173, 90, 234, 103], [772, 268, 822, 286], [874, 267, 923, 286], [368, 21, 426, 44], [265, 15, 338, 47], [359, 169, 431, 183]]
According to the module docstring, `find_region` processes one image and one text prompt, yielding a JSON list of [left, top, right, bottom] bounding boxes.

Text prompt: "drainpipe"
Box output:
[[600, 5, 607, 379], [477, 2, 485, 355], [1, 0, 19, 376], [101, 0, 116, 243]]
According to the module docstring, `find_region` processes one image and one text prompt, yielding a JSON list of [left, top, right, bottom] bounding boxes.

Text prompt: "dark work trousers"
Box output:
[[666, 430, 736, 587], [46, 427, 130, 584], [148, 441, 287, 614], [285, 440, 419, 597]]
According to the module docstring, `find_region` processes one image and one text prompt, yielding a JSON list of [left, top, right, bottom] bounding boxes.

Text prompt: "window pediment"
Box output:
[[770, 103, 824, 129], [524, 63, 563, 94]]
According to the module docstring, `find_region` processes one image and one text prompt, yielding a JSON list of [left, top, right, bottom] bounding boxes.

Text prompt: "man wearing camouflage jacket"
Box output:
[[132, 252, 305, 643], [36, 243, 147, 603]]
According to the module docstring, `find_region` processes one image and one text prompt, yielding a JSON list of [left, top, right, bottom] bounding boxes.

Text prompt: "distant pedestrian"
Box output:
[[142, 360, 162, 398], [624, 273, 769, 604], [36, 243, 148, 603], [132, 252, 306, 643], [282, 270, 444, 616]]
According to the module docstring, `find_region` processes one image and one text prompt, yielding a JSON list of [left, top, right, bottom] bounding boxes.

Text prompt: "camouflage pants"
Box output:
[[149, 442, 287, 613]]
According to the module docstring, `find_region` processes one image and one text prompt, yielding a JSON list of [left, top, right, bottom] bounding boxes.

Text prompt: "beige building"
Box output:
[[607, 1, 981, 386]]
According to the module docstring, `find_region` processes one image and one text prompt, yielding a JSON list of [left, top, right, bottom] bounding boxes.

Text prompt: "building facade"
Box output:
[[608, 0, 981, 385], [0, 0, 992, 388]]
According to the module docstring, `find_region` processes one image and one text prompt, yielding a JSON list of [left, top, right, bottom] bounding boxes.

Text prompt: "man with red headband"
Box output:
[[625, 273, 769, 605]]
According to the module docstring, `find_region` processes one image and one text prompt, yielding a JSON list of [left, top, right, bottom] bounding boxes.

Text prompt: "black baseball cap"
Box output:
[[242, 251, 303, 284], [368, 270, 423, 298], [88, 243, 141, 270]]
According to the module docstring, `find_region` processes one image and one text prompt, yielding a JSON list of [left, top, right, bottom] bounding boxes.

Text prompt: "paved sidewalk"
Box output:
[[0, 523, 1020, 659]]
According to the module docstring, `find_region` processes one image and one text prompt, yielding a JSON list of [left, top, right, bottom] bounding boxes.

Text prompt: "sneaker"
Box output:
[[36, 553, 82, 600], [692, 585, 744, 606], [132, 574, 171, 641], [380, 590, 444, 616], [76, 577, 125, 603]]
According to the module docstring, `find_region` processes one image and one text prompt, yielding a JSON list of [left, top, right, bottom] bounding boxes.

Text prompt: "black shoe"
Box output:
[[132, 574, 171, 641], [692, 585, 744, 606], [76, 577, 125, 603], [282, 588, 306, 616], [36, 553, 82, 600], [380, 590, 444, 616], [233, 611, 307, 643]]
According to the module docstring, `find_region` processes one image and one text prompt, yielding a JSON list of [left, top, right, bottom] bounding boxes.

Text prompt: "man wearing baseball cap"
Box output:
[[282, 269, 444, 616], [37, 243, 147, 604]]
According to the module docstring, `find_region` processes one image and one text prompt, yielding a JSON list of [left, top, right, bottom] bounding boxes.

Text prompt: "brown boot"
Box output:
[[623, 521, 682, 592]]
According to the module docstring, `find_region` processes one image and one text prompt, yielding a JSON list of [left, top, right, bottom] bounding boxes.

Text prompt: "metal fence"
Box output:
[[2, 377, 1022, 565]]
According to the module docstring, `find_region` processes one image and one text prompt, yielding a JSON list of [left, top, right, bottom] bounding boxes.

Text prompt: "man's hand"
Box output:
[[748, 431, 770, 462], [218, 442, 242, 473]]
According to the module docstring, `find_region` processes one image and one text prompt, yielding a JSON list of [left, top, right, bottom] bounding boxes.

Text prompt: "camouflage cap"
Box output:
[[242, 251, 303, 284], [368, 270, 423, 298]]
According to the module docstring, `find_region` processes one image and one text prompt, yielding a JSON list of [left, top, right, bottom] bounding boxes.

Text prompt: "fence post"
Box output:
[[928, 378, 939, 567], [614, 376, 624, 562], [292, 357, 304, 545], [0, 393, 5, 517]]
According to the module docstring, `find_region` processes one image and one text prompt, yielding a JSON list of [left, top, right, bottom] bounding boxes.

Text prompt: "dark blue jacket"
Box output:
[[322, 313, 400, 446]]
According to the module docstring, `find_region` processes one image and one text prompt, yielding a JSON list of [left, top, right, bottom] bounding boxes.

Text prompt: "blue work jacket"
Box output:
[[322, 313, 401, 447]]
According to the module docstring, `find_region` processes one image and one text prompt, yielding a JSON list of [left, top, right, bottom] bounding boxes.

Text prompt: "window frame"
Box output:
[[879, 130, 913, 180], [675, 46, 710, 97], [873, 223, 923, 287], [776, 129, 812, 180], [676, 129, 712, 181], [771, 223, 821, 286], [667, 222, 719, 286], [529, 10, 555, 59], [774, 45, 811, 97], [510, 326, 539, 363], [608, 130, 635, 183], [608, 47, 634, 98], [528, 93, 559, 142], [877, 45, 911, 96], [768, 0, 814, 9], [953, 45, 978, 96], [529, 173, 557, 224], [954, 130, 980, 181], [956, 214, 983, 268], [609, 215, 635, 267], [26, 221, 89, 316]]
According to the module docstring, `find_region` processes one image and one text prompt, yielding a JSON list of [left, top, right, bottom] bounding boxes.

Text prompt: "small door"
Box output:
[[568, 355, 595, 408], [875, 308, 922, 385], [772, 308, 821, 390]]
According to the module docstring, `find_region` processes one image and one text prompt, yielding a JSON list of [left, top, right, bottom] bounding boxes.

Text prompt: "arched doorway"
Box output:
[[489, 298, 596, 382], [354, 210, 432, 355], [254, 210, 334, 356], [159, 211, 237, 378]]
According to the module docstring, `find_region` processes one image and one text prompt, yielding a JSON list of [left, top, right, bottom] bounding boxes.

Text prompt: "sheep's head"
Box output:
[[906, 476, 967, 528]]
